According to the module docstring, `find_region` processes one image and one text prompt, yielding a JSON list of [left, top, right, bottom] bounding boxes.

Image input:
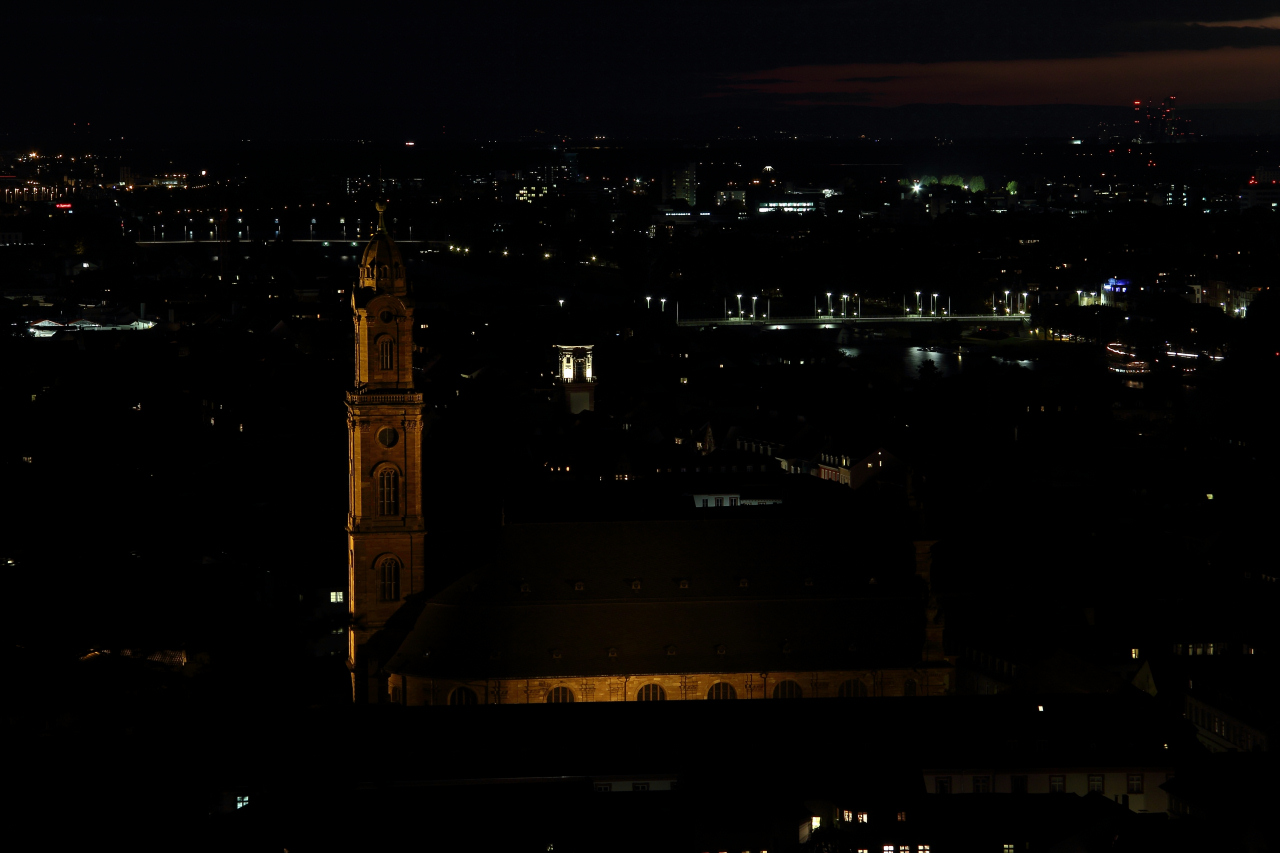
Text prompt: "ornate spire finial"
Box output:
[[375, 201, 387, 233]]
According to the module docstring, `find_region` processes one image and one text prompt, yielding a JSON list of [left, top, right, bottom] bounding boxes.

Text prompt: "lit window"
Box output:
[[897, 811, 906, 821], [1004, 846, 1016, 853], [378, 468, 400, 516], [843, 810, 853, 822], [378, 557, 401, 601], [918, 847, 930, 853], [637, 684, 666, 701], [858, 812, 869, 823], [1049, 776, 1066, 793], [812, 817, 821, 830], [546, 686, 574, 703], [1131, 648, 1140, 659], [236, 796, 249, 809], [330, 591, 344, 603]]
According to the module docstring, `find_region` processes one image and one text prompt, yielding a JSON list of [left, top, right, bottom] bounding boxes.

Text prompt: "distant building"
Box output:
[[1240, 171, 1280, 210], [1132, 95, 1193, 143], [661, 163, 696, 207], [516, 185, 549, 203], [715, 189, 745, 207], [758, 200, 817, 215]]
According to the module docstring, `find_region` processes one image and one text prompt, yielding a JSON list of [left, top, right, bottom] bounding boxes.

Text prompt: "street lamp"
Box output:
[[826, 292, 833, 315], [1021, 292, 1028, 315], [661, 298, 666, 312], [1004, 290, 1011, 315], [915, 291, 922, 316], [736, 294, 743, 317], [857, 293, 861, 318], [932, 293, 939, 316], [1076, 289, 1083, 306], [751, 296, 757, 318], [558, 299, 564, 308], [646, 296, 651, 309], [841, 294, 848, 317]]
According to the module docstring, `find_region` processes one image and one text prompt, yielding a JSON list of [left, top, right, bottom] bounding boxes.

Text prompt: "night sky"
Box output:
[[10, 2, 1280, 141]]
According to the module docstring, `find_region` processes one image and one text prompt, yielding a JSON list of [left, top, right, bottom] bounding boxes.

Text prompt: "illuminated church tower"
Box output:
[[347, 202, 426, 702], [554, 343, 595, 414]]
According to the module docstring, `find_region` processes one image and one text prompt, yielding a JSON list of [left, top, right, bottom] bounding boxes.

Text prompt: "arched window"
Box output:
[[546, 686, 574, 703], [903, 679, 918, 697], [449, 686, 478, 706], [378, 468, 399, 516], [773, 680, 803, 699], [637, 684, 666, 701], [838, 679, 868, 698], [707, 682, 737, 700], [379, 338, 395, 371], [378, 556, 401, 602]]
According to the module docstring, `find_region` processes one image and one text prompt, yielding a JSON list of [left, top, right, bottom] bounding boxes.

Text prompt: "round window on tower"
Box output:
[[379, 310, 395, 324], [377, 428, 399, 448]]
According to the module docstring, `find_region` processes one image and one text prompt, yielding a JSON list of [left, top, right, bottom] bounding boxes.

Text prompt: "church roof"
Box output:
[[384, 520, 931, 680]]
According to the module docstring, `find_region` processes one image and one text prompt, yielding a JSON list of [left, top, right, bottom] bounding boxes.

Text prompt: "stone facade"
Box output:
[[397, 666, 951, 705]]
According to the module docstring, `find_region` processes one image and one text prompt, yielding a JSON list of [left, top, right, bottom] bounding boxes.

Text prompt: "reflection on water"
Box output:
[[839, 345, 1037, 378]]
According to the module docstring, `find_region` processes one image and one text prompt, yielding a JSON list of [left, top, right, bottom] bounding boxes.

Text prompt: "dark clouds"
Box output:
[[10, 1, 1280, 139]]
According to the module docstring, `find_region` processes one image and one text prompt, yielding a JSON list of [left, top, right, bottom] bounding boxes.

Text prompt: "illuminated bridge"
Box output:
[[675, 314, 1031, 328]]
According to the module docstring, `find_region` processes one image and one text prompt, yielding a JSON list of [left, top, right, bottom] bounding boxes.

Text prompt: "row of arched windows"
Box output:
[[437, 678, 905, 705]]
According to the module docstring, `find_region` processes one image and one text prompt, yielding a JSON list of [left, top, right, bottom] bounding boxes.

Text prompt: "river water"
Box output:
[[839, 344, 1038, 379]]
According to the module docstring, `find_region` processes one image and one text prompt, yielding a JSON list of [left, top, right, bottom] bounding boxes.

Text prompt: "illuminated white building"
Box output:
[[554, 344, 595, 413]]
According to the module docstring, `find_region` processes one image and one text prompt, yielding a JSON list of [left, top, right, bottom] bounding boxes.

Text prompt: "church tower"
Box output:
[[347, 202, 425, 702]]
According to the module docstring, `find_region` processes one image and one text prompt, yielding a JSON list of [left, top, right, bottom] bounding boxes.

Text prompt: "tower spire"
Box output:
[[375, 201, 388, 234]]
